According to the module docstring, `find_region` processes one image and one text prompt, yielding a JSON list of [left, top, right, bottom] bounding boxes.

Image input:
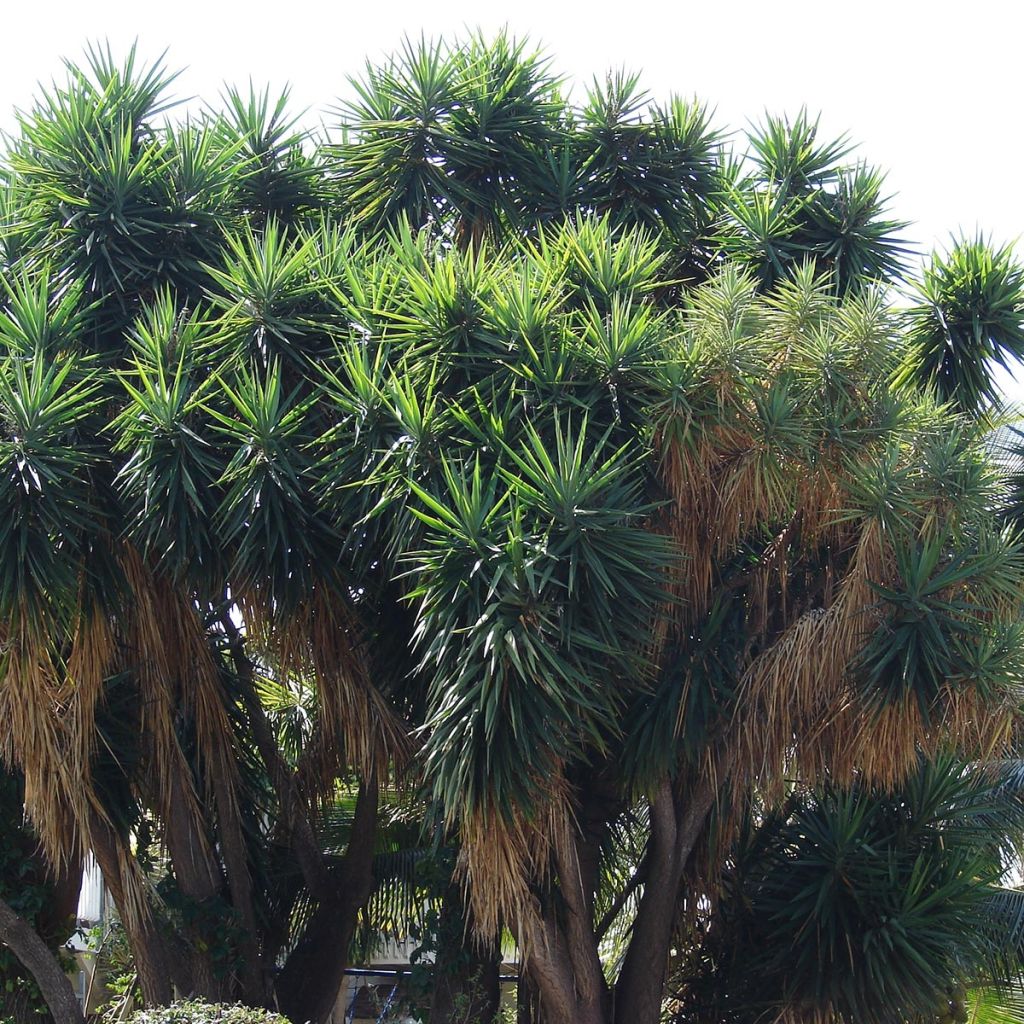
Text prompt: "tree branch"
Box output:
[[219, 610, 331, 899], [0, 894, 84, 1024], [275, 773, 380, 1024], [595, 854, 648, 943]]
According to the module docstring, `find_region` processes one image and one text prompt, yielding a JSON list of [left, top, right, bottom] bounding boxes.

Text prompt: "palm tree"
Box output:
[[1, 32, 1023, 1024]]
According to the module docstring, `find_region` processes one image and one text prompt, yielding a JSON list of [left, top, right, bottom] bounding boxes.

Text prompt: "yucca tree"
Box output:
[[377, 251, 1024, 1024], [0, 47, 407, 1024], [673, 755, 1024, 1024], [1, 32, 1024, 1024], [897, 236, 1024, 414]]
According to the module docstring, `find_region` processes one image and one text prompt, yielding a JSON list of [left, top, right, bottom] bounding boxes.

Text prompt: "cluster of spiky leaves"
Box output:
[[332, 38, 910, 294], [674, 756, 1024, 1024], [896, 237, 1024, 412], [0, 33, 1023, 1024]]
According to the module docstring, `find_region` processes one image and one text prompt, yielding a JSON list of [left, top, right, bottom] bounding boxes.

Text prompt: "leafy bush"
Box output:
[[85, 917, 141, 1023], [127, 1000, 292, 1024]]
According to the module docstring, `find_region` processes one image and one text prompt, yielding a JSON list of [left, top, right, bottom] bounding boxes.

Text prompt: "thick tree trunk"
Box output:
[[275, 774, 379, 1024], [520, 911, 580, 1024], [33, 849, 83, 950], [512, 767, 622, 1024], [612, 776, 718, 1024], [87, 811, 180, 1005], [209, 759, 266, 1003], [162, 765, 231, 1001], [550, 835, 608, 1024], [0, 894, 84, 1024], [517, 767, 724, 1024]]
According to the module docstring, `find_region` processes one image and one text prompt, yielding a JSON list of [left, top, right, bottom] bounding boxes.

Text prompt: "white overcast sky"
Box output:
[[3, 0, 1024, 396]]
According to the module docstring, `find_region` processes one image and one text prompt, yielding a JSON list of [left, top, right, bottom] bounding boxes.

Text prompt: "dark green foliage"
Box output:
[[898, 237, 1024, 413], [0, 31, 1022, 1024], [677, 758, 1024, 1024]]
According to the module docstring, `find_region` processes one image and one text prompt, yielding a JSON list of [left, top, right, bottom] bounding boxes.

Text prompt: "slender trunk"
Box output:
[[594, 856, 646, 943], [221, 614, 331, 897], [222, 611, 357, 1006], [87, 811, 180, 1005], [275, 774, 379, 1024], [0, 894, 84, 1024]]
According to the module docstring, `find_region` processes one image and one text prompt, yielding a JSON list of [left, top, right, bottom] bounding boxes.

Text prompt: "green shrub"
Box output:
[[127, 1000, 292, 1024]]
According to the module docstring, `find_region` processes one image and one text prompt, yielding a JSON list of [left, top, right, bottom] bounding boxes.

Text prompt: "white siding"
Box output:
[[76, 854, 104, 923]]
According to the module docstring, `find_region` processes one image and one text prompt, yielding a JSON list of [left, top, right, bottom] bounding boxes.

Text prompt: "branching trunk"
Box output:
[[517, 762, 727, 1024], [0, 894, 84, 1024], [275, 773, 379, 1024], [612, 776, 716, 1024]]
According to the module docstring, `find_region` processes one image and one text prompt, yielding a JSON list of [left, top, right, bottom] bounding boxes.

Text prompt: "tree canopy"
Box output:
[[2, 33, 1024, 1024]]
